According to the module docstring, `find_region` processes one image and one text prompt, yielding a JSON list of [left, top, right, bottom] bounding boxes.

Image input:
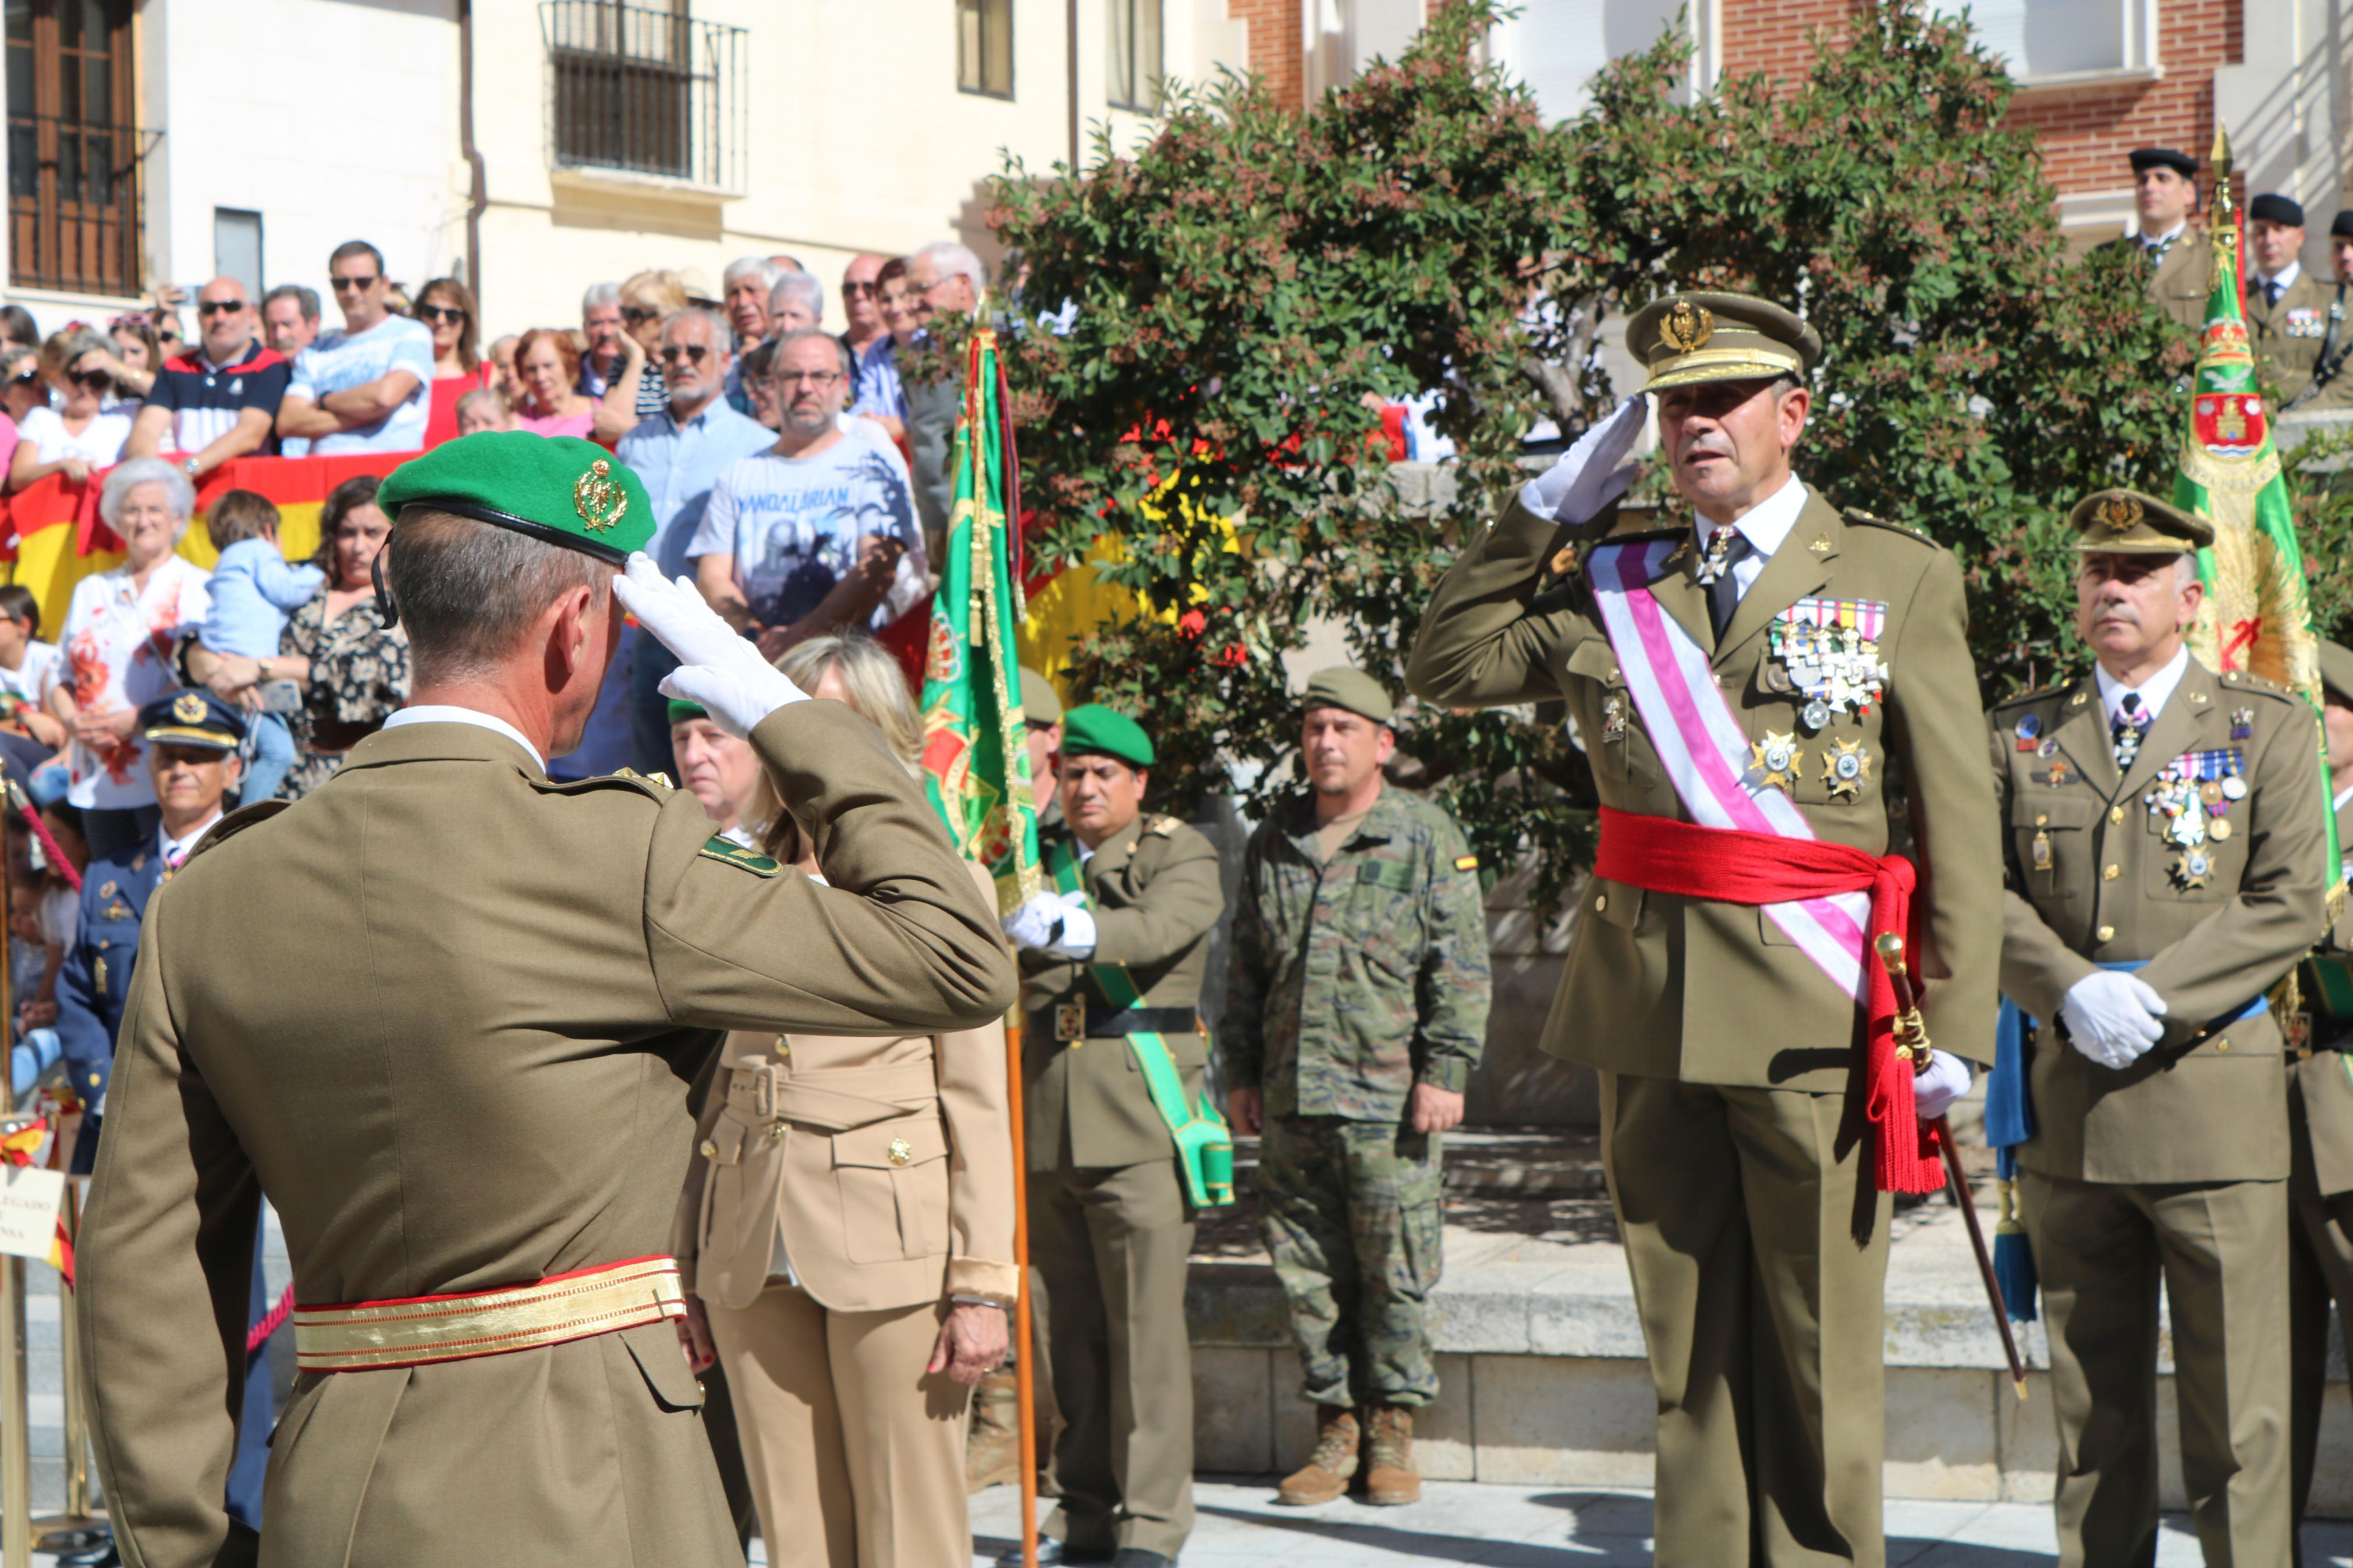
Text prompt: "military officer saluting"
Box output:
[[999, 704, 1225, 1568], [1990, 490, 2325, 1567], [1410, 293, 2001, 1567], [79, 432, 1016, 1568], [1222, 667, 1490, 1510], [2245, 193, 2334, 394], [2095, 147, 2209, 330]]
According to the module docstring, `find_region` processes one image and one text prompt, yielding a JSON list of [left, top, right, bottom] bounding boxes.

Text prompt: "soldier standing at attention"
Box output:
[[1408, 293, 2001, 1567], [1222, 666, 1490, 1509], [999, 704, 1225, 1568], [2245, 194, 2333, 394], [1990, 491, 2324, 1567], [76, 432, 1017, 1568], [2094, 148, 2209, 331]]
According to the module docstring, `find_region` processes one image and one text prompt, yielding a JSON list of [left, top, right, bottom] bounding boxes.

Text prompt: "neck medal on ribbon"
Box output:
[[1768, 598, 1890, 733]]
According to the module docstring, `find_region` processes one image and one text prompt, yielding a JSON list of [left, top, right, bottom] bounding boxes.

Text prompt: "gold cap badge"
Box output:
[[1661, 299, 1715, 353], [574, 458, 629, 534], [172, 692, 207, 723], [2094, 495, 2143, 535]]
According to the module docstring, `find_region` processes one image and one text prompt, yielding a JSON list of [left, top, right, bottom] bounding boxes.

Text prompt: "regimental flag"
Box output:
[[920, 330, 1042, 913], [2178, 125, 2343, 894]]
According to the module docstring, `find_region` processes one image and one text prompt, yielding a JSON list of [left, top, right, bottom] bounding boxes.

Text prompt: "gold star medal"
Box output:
[[1749, 731, 1801, 792], [1822, 738, 1871, 801], [2170, 848, 2214, 890]]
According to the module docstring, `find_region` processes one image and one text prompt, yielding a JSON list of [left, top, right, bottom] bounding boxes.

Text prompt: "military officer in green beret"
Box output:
[[999, 703, 1224, 1568], [1989, 489, 2326, 1568], [1222, 666, 1490, 1509], [78, 432, 1017, 1568], [2285, 639, 2353, 1558], [1410, 291, 2001, 1566]]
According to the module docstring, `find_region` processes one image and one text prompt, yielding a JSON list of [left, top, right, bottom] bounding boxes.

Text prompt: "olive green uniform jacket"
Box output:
[[2096, 231, 2211, 332], [1018, 813, 1223, 1170], [78, 705, 1017, 1568], [2248, 271, 2337, 396], [1989, 660, 2329, 1183], [1405, 490, 2003, 1086], [2298, 795, 2353, 1197]]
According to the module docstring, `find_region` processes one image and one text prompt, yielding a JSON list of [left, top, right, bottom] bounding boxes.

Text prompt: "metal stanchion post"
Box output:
[[1, 1252, 30, 1568], [57, 1183, 86, 1518]]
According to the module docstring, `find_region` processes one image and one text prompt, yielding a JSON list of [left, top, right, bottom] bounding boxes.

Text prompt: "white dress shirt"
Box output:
[[381, 705, 547, 770], [2139, 219, 2187, 254], [1696, 472, 1808, 602], [160, 811, 225, 868], [2094, 643, 2191, 730], [2254, 259, 2302, 305]]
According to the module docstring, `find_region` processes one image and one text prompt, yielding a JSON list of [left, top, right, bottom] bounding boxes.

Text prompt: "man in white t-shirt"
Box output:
[[0, 585, 63, 748], [690, 328, 927, 662], [274, 239, 435, 455]]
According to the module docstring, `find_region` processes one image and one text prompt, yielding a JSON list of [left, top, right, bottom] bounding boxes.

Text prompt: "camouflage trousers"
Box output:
[[1258, 1115, 1445, 1409]]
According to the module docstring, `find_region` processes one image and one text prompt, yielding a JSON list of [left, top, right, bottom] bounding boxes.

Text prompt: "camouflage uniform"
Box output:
[[1223, 787, 1490, 1407]]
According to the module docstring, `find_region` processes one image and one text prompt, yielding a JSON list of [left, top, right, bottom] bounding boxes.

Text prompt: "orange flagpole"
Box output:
[[1005, 995, 1038, 1568]]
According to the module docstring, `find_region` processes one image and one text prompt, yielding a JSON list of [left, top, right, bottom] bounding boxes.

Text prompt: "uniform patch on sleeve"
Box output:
[[698, 836, 782, 877], [1453, 854, 1479, 872]]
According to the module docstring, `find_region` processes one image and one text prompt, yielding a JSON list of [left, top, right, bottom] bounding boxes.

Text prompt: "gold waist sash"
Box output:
[[293, 1256, 686, 1373]]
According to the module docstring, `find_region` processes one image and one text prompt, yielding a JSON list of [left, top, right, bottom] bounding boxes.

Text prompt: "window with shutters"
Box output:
[[542, 0, 748, 192], [1108, 0, 1162, 111], [5, 0, 152, 296], [959, 0, 1014, 98]]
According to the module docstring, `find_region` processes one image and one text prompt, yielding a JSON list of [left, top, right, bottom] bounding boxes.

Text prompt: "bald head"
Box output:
[[194, 275, 255, 362]]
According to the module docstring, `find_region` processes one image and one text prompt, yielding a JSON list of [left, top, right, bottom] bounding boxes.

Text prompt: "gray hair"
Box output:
[[2175, 553, 2201, 591], [661, 306, 733, 354], [769, 272, 824, 324], [262, 283, 320, 323], [99, 457, 197, 541], [581, 281, 621, 314], [384, 510, 609, 687], [769, 326, 851, 379], [911, 240, 988, 296], [723, 256, 782, 293]]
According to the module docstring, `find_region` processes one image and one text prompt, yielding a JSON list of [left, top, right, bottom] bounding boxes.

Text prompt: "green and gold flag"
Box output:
[[920, 329, 1042, 911], [2181, 126, 2343, 892]]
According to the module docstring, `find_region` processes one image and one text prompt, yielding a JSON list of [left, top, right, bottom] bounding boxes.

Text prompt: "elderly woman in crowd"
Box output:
[[676, 631, 1014, 1568], [416, 276, 494, 448], [10, 329, 133, 491], [46, 458, 211, 857], [512, 329, 598, 439], [592, 268, 684, 443], [851, 260, 916, 443], [269, 475, 408, 799]]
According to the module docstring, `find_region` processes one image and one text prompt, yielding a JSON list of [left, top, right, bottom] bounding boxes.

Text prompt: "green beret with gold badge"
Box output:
[[2067, 488, 2214, 555], [667, 699, 710, 725], [1627, 291, 1822, 394], [1060, 703, 1154, 768], [1300, 666, 1395, 726], [378, 432, 654, 565]]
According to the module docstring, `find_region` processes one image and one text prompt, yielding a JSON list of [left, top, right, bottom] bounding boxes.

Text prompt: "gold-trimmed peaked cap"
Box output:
[[140, 688, 246, 752], [2067, 488, 2214, 555], [1627, 291, 1822, 394], [377, 432, 655, 566]]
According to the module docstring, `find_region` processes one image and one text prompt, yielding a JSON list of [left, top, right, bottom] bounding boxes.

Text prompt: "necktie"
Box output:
[[2263, 279, 2282, 307], [1698, 529, 1746, 640], [2111, 692, 2150, 770]]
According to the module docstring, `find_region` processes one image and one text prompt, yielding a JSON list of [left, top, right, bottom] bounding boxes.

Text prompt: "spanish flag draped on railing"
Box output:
[[2178, 126, 2343, 897]]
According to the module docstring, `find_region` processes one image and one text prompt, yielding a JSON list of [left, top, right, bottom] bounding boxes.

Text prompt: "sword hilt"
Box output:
[[1875, 934, 1933, 1066]]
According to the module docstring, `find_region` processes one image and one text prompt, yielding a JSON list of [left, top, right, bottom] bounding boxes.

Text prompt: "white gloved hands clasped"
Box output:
[[611, 553, 807, 739], [1002, 890, 1098, 961], [2058, 970, 2168, 1070], [1520, 396, 1649, 526], [1911, 1049, 1973, 1122]]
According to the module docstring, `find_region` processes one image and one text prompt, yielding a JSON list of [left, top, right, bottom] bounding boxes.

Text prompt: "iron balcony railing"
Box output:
[[541, 1, 747, 194], [6, 113, 157, 296]]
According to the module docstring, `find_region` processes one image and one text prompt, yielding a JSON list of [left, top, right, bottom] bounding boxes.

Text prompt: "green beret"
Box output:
[[1060, 703, 1154, 767], [2068, 488, 2213, 554], [2320, 641, 2353, 706], [1019, 666, 1063, 726], [378, 432, 654, 565], [1627, 291, 1820, 394], [667, 699, 709, 725], [1301, 666, 1394, 725]]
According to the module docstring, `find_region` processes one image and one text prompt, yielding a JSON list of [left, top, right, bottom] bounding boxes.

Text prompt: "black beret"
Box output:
[[2249, 193, 2305, 228], [2333, 210, 2353, 241], [2129, 148, 2198, 179]]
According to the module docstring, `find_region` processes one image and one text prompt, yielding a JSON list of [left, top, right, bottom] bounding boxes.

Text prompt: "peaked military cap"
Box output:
[[2068, 488, 2214, 554], [1020, 666, 1064, 727], [378, 432, 654, 565], [1301, 666, 1394, 726], [1627, 291, 1821, 394], [2129, 147, 2199, 180], [1060, 703, 1154, 767], [140, 689, 246, 752], [2248, 193, 2305, 229]]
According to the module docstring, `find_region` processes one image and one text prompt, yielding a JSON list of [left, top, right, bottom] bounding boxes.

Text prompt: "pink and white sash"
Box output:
[[1588, 536, 1871, 999]]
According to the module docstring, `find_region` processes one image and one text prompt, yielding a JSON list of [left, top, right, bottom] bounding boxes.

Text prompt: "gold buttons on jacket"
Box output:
[[2103, 865, 2119, 881], [2110, 806, 2125, 825], [2097, 925, 2116, 943], [773, 1037, 790, 1060], [2035, 813, 2049, 827], [1595, 894, 1608, 913], [888, 1138, 913, 1167], [699, 1140, 717, 1158], [2216, 1039, 2232, 1053]]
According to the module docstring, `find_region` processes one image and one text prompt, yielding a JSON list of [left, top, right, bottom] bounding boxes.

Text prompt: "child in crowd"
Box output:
[[200, 490, 324, 805], [453, 385, 515, 437], [0, 585, 63, 749]]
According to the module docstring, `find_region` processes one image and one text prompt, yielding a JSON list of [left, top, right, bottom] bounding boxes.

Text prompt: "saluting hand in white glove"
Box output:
[[2059, 970, 2168, 1071], [1521, 396, 1649, 526], [611, 553, 807, 739]]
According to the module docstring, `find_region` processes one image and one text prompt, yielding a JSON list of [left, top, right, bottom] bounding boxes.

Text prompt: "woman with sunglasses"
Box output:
[[9, 329, 133, 493], [102, 317, 159, 402], [589, 269, 679, 445], [511, 328, 598, 440], [414, 277, 493, 450]]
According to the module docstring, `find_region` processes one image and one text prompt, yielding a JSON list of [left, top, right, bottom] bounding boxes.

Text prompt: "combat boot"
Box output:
[[965, 1368, 1020, 1492], [1362, 1404, 1421, 1505], [1275, 1405, 1358, 1506]]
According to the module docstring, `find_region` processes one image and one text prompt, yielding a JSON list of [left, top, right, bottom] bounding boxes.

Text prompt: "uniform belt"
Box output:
[[1035, 1004, 1201, 1043], [292, 1256, 685, 1373], [723, 1062, 936, 1130]]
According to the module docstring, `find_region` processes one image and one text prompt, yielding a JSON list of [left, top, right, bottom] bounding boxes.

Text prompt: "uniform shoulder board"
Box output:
[[1144, 815, 1182, 838], [1989, 685, 2064, 713], [531, 767, 674, 800], [2219, 668, 2298, 702], [1841, 507, 1935, 545], [698, 835, 782, 877], [186, 799, 288, 861]]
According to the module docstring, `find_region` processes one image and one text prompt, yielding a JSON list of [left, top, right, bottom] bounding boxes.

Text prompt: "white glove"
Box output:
[[1001, 891, 1066, 952], [1911, 1049, 1972, 1121], [610, 553, 807, 739], [1044, 895, 1097, 961], [2058, 970, 2168, 1070], [1520, 396, 1648, 525]]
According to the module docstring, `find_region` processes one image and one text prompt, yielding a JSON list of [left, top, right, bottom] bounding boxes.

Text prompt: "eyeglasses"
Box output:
[[621, 305, 662, 325], [842, 282, 878, 298], [417, 304, 466, 323], [329, 274, 380, 293], [196, 300, 247, 317], [775, 370, 842, 387], [70, 370, 112, 392], [657, 343, 711, 365]]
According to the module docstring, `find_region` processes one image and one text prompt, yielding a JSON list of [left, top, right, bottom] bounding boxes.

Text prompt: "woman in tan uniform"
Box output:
[[676, 632, 1017, 1568]]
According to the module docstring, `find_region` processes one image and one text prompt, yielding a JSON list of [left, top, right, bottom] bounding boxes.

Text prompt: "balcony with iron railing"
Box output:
[[6, 113, 159, 297], [540, 1, 747, 196]]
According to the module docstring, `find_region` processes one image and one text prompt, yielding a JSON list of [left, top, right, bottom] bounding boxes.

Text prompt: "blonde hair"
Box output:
[[619, 268, 689, 317], [755, 633, 924, 862]]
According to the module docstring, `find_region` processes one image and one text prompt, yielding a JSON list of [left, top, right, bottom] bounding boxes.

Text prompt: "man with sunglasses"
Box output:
[[840, 254, 890, 360], [126, 277, 290, 477], [275, 239, 435, 455]]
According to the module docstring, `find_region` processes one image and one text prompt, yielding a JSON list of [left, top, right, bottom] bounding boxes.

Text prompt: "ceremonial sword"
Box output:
[[1876, 934, 2029, 1400]]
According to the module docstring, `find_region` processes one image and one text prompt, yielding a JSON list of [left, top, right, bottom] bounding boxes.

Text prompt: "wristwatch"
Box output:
[[180, 456, 199, 477]]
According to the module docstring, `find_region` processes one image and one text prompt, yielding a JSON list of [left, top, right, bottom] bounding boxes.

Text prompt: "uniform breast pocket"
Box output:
[[2140, 803, 2237, 904], [1566, 639, 1658, 791], [1345, 861, 1424, 976], [2013, 793, 2099, 901], [835, 1115, 951, 1264]]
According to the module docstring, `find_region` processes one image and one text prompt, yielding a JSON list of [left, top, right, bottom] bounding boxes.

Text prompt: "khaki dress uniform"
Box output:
[[1408, 293, 2003, 1567], [2247, 269, 2336, 395], [1990, 493, 2328, 1568], [1021, 808, 1223, 1563], [2095, 229, 2210, 332], [76, 433, 1019, 1568], [675, 859, 1018, 1568]]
